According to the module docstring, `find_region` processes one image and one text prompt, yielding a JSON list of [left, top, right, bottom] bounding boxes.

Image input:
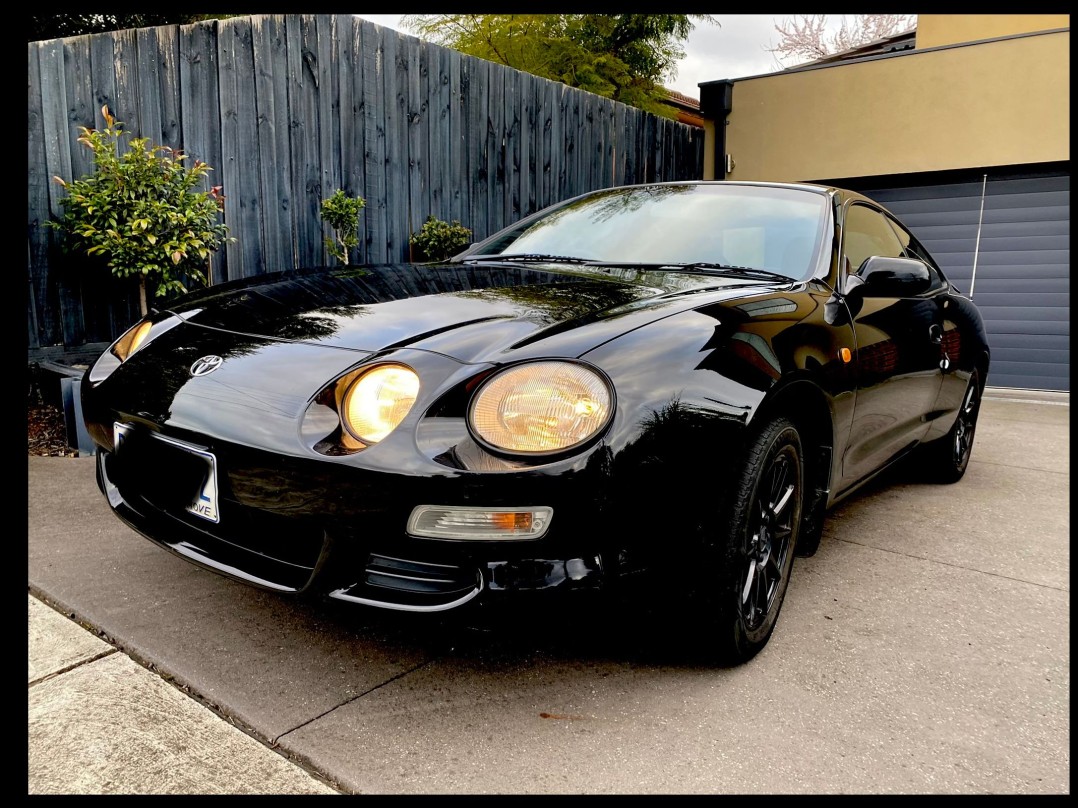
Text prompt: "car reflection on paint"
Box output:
[[82, 181, 989, 663]]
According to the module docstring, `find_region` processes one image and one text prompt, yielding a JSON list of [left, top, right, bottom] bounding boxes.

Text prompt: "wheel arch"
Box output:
[[749, 376, 836, 555]]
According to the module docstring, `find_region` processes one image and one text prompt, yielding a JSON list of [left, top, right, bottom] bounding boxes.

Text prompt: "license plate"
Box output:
[[114, 422, 220, 524]]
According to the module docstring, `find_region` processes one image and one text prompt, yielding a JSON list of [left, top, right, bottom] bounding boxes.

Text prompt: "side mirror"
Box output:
[[845, 256, 931, 297]]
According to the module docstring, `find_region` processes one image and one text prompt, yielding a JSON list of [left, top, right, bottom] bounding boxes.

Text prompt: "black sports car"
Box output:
[[83, 181, 989, 663]]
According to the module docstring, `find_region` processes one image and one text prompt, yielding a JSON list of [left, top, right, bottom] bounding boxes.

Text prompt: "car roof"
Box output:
[[598, 179, 838, 197]]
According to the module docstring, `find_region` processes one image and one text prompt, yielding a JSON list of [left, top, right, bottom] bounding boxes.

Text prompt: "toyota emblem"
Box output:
[[190, 355, 224, 377]]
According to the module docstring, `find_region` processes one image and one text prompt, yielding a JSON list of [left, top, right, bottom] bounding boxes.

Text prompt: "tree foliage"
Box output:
[[50, 107, 231, 315], [320, 190, 366, 265], [402, 14, 716, 116], [767, 14, 915, 67], [28, 14, 236, 42], [410, 216, 473, 263]]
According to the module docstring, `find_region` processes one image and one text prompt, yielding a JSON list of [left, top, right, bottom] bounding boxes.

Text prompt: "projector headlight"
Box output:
[[468, 360, 614, 455]]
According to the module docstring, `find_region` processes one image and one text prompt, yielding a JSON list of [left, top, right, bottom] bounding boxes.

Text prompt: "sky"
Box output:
[[356, 14, 813, 98]]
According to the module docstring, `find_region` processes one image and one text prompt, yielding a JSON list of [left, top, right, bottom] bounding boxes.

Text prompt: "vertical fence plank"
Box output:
[[467, 56, 488, 242], [613, 102, 626, 186], [486, 61, 504, 236], [253, 14, 294, 272], [112, 28, 141, 136], [286, 15, 322, 267], [155, 27, 182, 147], [38, 39, 85, 347], [217, 17, 264, 278], [424, 42, 441, 225], [543, 82, 558, 209], [406, 37, 425, 242], [446, 48, 463, 227], [110, 27, 147, 328], [63, 37, 95, 180], [337, 15, 365, 265], [65, 34, 116, 343], [520, 73, 536, 216], [89, 34, 116, 133], [565, 85, 578, 199], [503, 67, 520, 224], [179, 19, 226, 286], [360, 20, 387, 264], [28, 42, 58, 347], [659, 116, 668, 182], [316, 14, 341, 247], [384, 30, 407, 261], [600, 98, 615, 189], [134, 27, 162, 146]]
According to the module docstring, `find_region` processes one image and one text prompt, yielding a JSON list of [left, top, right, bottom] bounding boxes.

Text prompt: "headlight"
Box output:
[[111, 320, 153, 362], [90, 315, 183, 385], [340, 363, 420, 444], [468, 361, 614, 455]]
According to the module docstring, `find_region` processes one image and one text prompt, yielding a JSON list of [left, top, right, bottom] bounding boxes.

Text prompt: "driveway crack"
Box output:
[[270, 657, 437, 746]]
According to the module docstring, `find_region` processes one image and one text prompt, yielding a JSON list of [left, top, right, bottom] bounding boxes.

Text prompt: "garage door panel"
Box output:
[[989, 360, 1070, 378], [971, 292, 1070, 308], [986, 333, 1070, 350], [938, 264, 1070, 282], [890, 206, 1068, 228], [967, 277, 1070, 294], [989, 372, 1070, 391], [975, 305, 1069, 321], [905, 220, 1068, 239], [990, 347, 1069, 365], [917, 236, 1069, 254], [862, 172, 1068, 391], [983, 320, 1069, 336]]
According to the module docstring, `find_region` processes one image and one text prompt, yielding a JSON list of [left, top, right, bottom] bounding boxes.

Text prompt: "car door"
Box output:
[[886, 216, 969, 434], [838, 202, 945, 488]]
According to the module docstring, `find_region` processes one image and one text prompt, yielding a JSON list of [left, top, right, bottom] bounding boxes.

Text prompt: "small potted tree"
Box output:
[[50, 106, 231, 316]]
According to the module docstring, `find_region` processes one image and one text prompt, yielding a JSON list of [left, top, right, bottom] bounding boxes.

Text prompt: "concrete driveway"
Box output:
[[27, 391, 1069, 794]]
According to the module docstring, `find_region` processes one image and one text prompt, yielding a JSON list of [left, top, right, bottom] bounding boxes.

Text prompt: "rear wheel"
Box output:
[[704, 417, 804, 664], [922, 370, 981, 483]]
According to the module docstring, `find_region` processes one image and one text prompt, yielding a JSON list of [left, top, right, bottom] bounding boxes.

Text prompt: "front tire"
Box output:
[[706, 417, 804, 664]]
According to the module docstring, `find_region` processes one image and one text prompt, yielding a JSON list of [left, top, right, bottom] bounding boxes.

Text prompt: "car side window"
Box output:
[[842, 204, 905, 276], [885, 216, 947, 289]]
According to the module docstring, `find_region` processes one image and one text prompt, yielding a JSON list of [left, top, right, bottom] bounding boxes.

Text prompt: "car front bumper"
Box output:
[[94, 427, 612, 612]]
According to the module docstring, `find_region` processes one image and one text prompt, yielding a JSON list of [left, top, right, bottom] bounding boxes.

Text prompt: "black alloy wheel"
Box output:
[[741, 443, 799, 632], [707, 417, 803, 664], [924, 368, 982, 483]]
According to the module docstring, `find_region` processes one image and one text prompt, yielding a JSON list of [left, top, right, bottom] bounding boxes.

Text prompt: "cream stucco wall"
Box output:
[[917, 14, 1069, 48], [720, 30, 1068, 183]]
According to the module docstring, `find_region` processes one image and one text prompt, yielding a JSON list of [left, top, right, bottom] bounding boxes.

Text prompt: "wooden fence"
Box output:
[[28, 14, 705, 352]]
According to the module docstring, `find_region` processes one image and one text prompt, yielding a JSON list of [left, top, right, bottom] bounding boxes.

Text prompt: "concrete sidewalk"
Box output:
[[28, 593, 336, 794], [27, 388, 1069, 794]]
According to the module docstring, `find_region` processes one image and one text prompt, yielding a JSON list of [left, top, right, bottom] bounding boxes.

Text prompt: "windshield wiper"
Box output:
[[659, 263, 795, 283], [463, 253, 592, 264]]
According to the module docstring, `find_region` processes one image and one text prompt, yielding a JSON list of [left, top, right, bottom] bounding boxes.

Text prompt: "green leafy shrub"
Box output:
[[321, 189, 366, 265], [50, 106, 231, 315], [410, 216, 473, 263]]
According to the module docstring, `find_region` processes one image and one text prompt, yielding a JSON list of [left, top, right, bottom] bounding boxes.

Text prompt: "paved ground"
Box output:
[[27, 390, 1069, 794]]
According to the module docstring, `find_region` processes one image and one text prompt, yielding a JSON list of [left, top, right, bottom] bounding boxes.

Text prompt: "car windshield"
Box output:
[[471, 184, 830, 281]]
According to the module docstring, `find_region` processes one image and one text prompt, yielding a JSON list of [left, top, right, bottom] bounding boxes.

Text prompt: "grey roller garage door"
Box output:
[[859, 172, 1069, 391]]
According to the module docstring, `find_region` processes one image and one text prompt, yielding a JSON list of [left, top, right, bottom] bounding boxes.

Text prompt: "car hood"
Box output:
[[165, 262, 782, 364]]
